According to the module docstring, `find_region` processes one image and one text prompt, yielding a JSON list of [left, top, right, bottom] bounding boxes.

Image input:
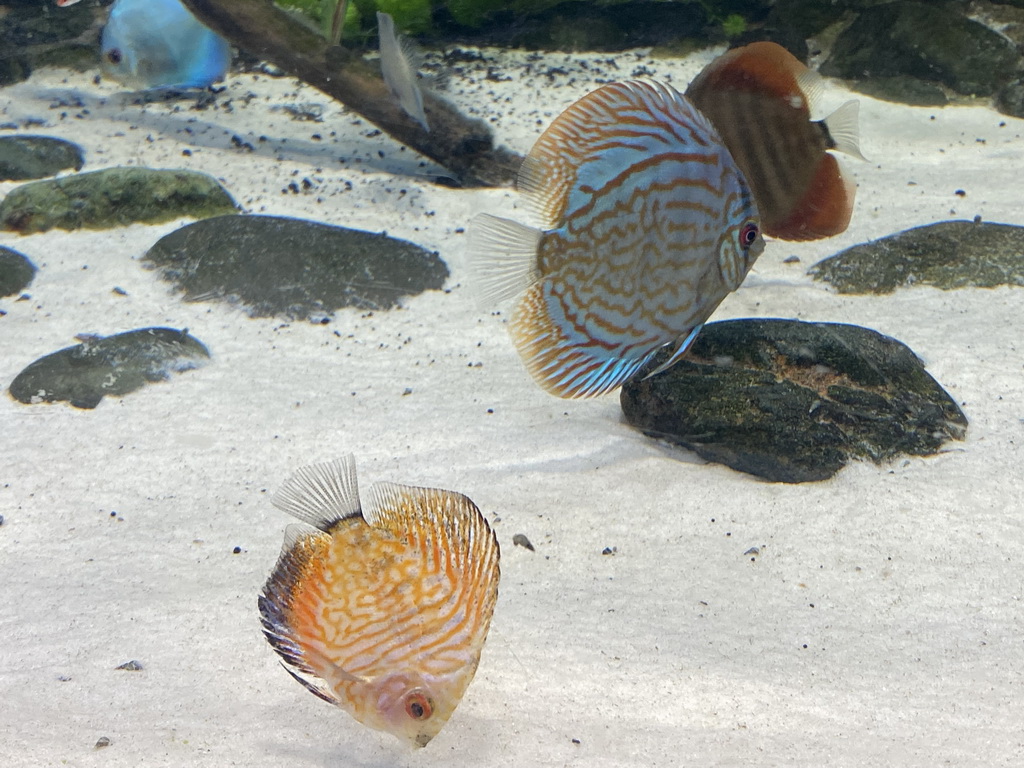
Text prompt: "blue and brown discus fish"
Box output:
[[471, 79, 763, 398], [685, 41, 864, 241], [259, 457, 500, 748]]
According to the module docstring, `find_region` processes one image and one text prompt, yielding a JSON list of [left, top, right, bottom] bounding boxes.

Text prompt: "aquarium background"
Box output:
[[2, 1, 1023, 766]]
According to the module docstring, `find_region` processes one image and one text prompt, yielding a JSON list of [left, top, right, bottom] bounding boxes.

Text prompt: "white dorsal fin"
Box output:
[[377, 11, 429, 132], [796, 68, 825, 113], [823, 100, 867, 161], [468, 213, 543, 307], [271, 456, 361, 532]]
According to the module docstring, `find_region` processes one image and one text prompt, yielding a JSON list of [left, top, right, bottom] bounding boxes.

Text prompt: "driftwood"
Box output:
[[178, 0, 522, 187]]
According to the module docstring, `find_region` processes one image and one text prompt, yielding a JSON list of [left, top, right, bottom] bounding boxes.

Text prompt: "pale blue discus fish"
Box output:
[[101, 0, 231, 90], [471, 80, 764, 398]]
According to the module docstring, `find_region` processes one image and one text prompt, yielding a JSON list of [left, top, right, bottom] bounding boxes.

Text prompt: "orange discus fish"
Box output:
[[685, 41, 865, 241], [259, 456, 500, 748]]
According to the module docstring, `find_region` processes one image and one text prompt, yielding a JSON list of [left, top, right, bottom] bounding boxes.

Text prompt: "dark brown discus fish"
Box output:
[[686, 41, 864, 241]]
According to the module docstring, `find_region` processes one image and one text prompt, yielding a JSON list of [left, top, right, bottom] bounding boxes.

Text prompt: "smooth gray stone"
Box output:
[[9, 327, 210, 409], [143, 214, 449, 319], [0, 136, 85, 181], [0, 246, 36, 297]]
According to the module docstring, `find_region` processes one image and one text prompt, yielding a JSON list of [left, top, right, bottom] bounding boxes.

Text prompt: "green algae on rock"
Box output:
[[0, 168, 238, 234], [142, 214, 449, 319], [0, 246, 36, 297], [9, 327, 210, 409], [620, 319, 967, 483], [0, 136, 85, 181], [810, 220, 1024, 295]]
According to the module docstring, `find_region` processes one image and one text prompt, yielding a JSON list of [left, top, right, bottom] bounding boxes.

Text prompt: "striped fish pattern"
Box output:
[[685, 42, 863, 241], [259, 457, 500, 748], [471, 80, 763, 398]]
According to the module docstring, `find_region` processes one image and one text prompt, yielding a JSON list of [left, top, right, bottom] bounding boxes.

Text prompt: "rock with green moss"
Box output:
[[0, 136, 85, 181], [809, 220, 1024, 295], [0, 247, 37, 297], [143, 214, 449, 319], [620, 319, 966, 483], [9, 327, 210, 409], [0, 167, 238, 234]]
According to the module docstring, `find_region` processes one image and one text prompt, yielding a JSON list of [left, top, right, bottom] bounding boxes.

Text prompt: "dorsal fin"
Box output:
[[271, 456, 361, 532], [821, 100, 867, 161]]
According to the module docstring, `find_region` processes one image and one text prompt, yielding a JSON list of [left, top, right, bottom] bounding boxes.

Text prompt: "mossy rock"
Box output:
[[0, 246, 37, 297], [143, 214, 449, 319], [810, 220, 1024, 294], [0, 167, 238, 234], [620, 319, 967, 483], [0, 136, 85, 181], [9, 327, 210, 409]]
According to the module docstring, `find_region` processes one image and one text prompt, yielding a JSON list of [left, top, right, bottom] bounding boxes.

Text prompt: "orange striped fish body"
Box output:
[[685, 42, 862, 241], [471, 79, 762, 398], [259, 457, 500, 748]]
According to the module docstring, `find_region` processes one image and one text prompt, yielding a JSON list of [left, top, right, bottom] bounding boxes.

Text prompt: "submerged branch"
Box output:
[[178, 0, 521, 187]]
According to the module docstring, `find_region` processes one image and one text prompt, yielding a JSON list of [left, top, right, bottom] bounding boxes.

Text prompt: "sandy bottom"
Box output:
[[1, 45, 1023, 767]]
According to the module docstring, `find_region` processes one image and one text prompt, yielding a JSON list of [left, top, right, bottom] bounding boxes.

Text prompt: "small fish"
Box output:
[[470, 80, 763, 398], [55, 0, 82, 6], [259, 457, 500, 748], [685, 41, 864, 241], [377, 11, 429, 131], [100, 0, 231, 90]]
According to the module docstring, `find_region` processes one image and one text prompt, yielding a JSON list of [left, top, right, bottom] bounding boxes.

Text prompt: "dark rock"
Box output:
[[0, 1, 108, 84], [996, 78, 1024, 119], [0, 135, 85, 181], [0, 167, 238, 234], [9, 327, 209, 409], [810, 220, 1024, 294], [0, 247, 37, 297], [143, 214, 449, 319], [849, 75, 949, 107], [821, 2, 1019, 97], [620, 319, 967, 483]]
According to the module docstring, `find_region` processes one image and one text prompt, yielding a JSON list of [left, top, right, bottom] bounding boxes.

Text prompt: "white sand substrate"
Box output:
[[1, 45, 1023, 767]]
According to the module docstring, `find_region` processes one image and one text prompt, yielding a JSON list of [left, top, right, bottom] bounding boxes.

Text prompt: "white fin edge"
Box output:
[[468, 213, 543, 308], [824, 100, 867, 161], [271, 456, 361, 531], [377, 11, 429, 132], [796, 68, 825, 114]]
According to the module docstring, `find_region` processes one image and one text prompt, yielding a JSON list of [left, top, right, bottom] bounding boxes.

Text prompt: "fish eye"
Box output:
[[105, 48, 122, 65], [740, 222, 759, 248], [404, 692, 433, 721]]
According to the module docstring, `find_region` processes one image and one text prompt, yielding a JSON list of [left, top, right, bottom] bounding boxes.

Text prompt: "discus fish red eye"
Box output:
[[405, 692, 433, 721], [741, 222, 759, 247], [106, 48, 122, 65]]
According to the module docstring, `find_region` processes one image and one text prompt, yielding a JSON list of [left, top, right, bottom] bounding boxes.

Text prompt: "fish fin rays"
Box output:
[[643, 325, 703, 380], [377, 11, 429, 132], [822, 99, 867, 161], [510, 282, 650, 398], [468, 213, 543, 307], [271, 456, 362, 531]]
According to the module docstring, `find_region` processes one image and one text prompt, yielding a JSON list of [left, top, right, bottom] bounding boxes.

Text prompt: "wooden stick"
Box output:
[[177, 0, 521, 187]]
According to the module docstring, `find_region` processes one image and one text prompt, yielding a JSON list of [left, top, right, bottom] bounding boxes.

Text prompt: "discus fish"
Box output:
[[470, 79, 763, 399], [259, 457, 500, 748], [377, 11, 429, 131], [100, 0, 231, 90], [685, 41, 864, 241]]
